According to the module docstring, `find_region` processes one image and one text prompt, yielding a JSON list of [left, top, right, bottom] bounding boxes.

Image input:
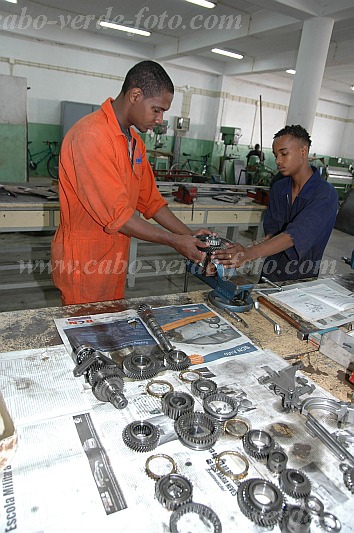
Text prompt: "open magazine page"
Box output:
[[54, 303, 263, 366], [0, 344, 352, 532]]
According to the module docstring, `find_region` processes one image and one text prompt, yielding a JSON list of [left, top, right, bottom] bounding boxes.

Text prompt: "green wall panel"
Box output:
[[27, 123, 61, 178], [0, 124, 26, 183]]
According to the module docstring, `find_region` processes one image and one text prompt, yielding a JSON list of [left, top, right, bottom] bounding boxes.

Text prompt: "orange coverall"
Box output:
[[51, 98, 168, 305]]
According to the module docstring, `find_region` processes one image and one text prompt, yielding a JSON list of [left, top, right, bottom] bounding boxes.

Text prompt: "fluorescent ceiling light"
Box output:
[[212, 48, 243, 60], [99, 21, 151, 37], [185, 0, 216, 8], [350, 85, 354, 91], [4, 0, 18, 3], [286, 69, 296, 74]]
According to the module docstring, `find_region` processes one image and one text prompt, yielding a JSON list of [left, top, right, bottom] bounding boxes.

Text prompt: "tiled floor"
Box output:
[[0, 227, 353, 312]]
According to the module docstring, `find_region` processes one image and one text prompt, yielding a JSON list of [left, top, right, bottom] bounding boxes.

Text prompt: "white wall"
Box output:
[[0, 31, 353, 157]]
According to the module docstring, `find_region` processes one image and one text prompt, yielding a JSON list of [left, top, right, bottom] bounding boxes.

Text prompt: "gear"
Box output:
[[161, 391, 194, 420], [155, 474, 193, 510], [145, 454, 177, 481], [267, 449, 288, 474], [164, 349, 191, 371], [243, 429, 275, 460], [279, 469, 311, 499], [203, 392, 239, 422], [339, 463, 354, 493], [170, 502, 222, 533], [122, 420, 160, 452], [175, 411, 221, 450], [237, 477, 284, 527], [91, 371, 128, 409], [196, 234, 231, 254], [281, 505, 311, 533], [191, 377, 218, 399], [122, 353, 160, 380]]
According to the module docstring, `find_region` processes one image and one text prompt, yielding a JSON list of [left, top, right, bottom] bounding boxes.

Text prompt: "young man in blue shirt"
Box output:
[[212, 125, 338, 281]]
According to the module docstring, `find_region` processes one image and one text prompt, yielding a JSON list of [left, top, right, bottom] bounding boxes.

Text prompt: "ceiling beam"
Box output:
[[244, 0, 319, 19]]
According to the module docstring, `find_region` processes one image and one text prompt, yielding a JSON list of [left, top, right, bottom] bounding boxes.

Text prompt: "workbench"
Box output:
[[0, 276, 353, 532]]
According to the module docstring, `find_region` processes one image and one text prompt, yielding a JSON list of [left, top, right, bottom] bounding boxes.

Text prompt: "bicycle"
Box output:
[[28, 140, 60, 180], [167, 152, 220, 182]]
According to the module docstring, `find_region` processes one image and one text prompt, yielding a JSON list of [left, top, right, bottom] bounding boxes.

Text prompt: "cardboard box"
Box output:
[[319, 329, 354, 368]]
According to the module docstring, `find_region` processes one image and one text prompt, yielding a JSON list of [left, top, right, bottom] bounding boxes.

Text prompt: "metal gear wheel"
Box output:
[[122, 353, 160, 380], [339, 463, 354, 493], [196, 234, 231, 254], [237, 477, 284, 528], [243, 429, 275, 460], [279, 469, 311, 499], [155, 474, 193, 510], [122, 420, 160, 452], [175, 411, 221, 450], [164, 349, 191, 371], [304, 495, 324, 517], [91, 371, 128, 409], [191, 377, 218, 399], [203, 392, 239, 422], [280, 505, 311, 533], [161, 391, 194, 420], [170, 502, 222, 533]]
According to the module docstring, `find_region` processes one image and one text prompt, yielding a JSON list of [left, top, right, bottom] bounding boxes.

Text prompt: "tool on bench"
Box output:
[[254, 301, 281, 335], [341, 250, 354, 270], [172, 184, 197, 205], [184, 235, 254, 313], [260, 276, 283, 291]]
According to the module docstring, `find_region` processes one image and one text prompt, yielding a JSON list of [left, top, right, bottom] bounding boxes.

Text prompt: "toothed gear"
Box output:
[[122, 420, 160, 452], [340, 463, 354, 493], [203, 392, 239, 421], [237, 478, 284, 527], [89, 365, 127, 409], [175, 411, 221, 450], [243, 429, 275, 460], [155, 474, 193, 510], [281, 505, 311, 533], [164, 349, 191, 371], [191, 377, 218, 399], [122, 353, 160, 380], [170, 502, 222, 533], [196, 235, 231, 254], [279, 469, 311, 499], [162, 391, 194, 420]]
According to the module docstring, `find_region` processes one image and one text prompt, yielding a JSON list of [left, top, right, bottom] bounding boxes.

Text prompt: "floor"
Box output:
[[0, 225, 353, 313]]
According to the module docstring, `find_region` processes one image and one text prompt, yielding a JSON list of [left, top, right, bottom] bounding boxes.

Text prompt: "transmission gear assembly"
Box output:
[[279, 469, 311, 499], [243, 429, 275, 460], [122, 353, 160, 380], [161, 391, 195, 420], [203, 392, 239, 422], [191, 377, 218, 399], [175, 411, 221, 450], [170, 502, 222, 533], [122, 420, 160, 452], [155, 474, 193, 510], [237, 477, 284, 527]]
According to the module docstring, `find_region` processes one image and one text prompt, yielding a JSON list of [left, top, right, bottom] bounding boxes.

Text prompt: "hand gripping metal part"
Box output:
[[191, 377, 218, 399], [279, 469, 311, 499], [339, 463, 354, 493], [258, 362, 315, 412], [161, 391, 195, 420], [243, 429, 275, 460], [122, 420, 160, 453], [163, 349, 191, 371], [122, 353, 160, 380], [174, 411, 221, 450], [318, 512, 342, 532], [203, 392, 239, 422], [145, 454, 177, 481], [170, 502, 222, 533], [237, 478, 284, 527], [267, 449, 288, 474], [280, 505, 311, 533], [155, 473, 193, 510]]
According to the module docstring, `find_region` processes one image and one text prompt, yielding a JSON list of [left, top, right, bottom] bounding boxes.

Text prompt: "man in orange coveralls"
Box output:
[[51, 61, 210, 305]]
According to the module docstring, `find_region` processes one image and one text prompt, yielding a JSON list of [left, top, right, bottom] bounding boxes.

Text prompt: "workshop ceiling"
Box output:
[[2, 0, 354, 103]]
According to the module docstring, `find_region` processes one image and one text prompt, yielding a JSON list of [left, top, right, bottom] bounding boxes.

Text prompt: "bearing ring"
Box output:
[[145, 454, 177, 481], [215, 450, 249, 480], [122, 353, 160, 380], [162, 391, 195, 420], [243, 429, 275, 460], [155, 474, 193, 510], [279, 469, 311, 499], [175, 411, 221, 450], [224, 417, 250, 438], [170, 502, 222, 533], [179, 369, 202, 383], [146, 379, 173, 398], [304, 495, 324, 516], [164, 349, 191, 371], [267, 449, 288, 474], [318, 512, 341, 532], [203, 392, 239, 422], [237, 477, 284, 527], [122, 420, 160, 452], [281, 505, 311, 533], [191, 377, 218, 399]]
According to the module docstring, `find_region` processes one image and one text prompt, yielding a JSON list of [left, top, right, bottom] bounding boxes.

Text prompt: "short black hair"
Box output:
[[273, 124, 312, 148], [122, 60, 174, 98], [255, 144, 260, 150]]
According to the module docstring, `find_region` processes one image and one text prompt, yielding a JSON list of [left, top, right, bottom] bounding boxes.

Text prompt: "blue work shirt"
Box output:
[[261, 167, 338, 281]]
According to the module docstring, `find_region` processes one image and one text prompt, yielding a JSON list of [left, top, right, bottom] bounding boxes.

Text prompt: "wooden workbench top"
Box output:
[[1, 278, 353, 402]]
